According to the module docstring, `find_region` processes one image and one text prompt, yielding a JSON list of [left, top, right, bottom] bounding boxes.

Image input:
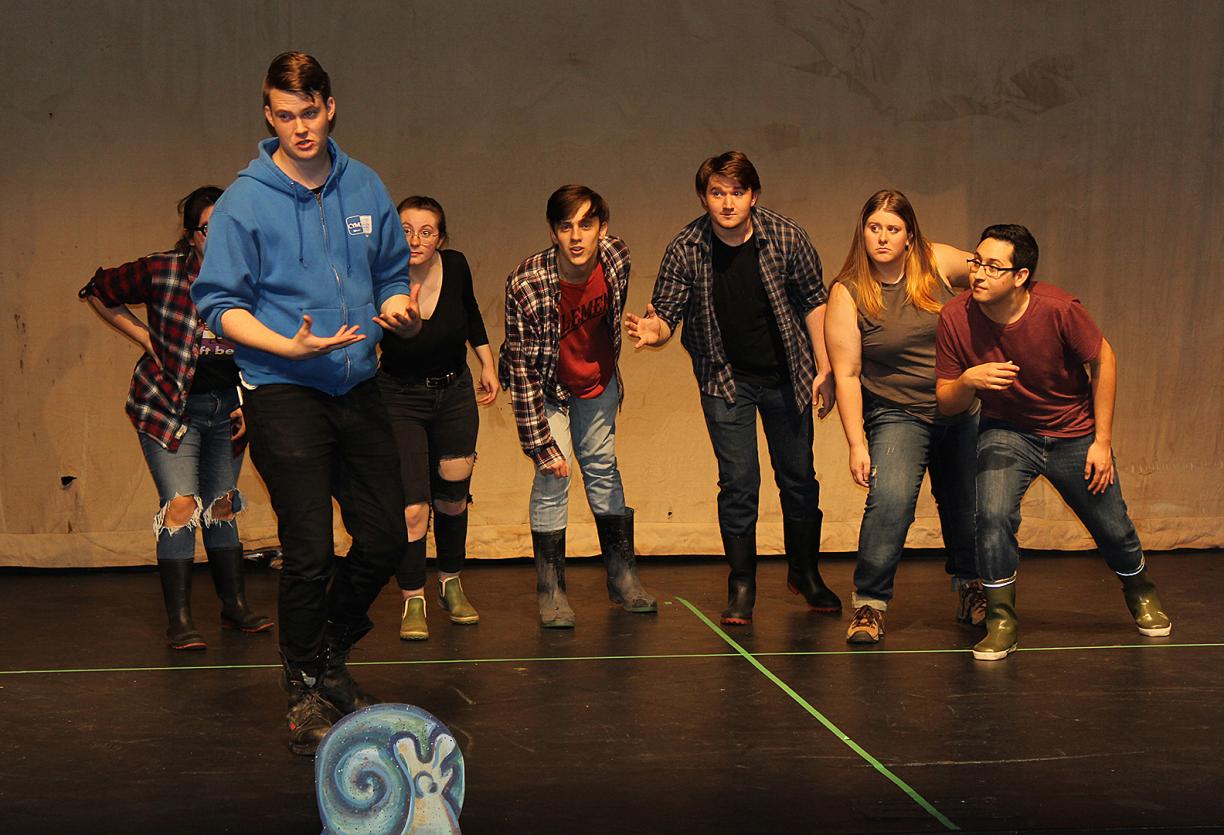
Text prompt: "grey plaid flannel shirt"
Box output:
[[650, 207, 826, 412]]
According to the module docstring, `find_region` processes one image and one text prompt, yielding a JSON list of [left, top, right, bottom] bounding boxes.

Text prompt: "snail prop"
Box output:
[[315, 704, 465, 834]]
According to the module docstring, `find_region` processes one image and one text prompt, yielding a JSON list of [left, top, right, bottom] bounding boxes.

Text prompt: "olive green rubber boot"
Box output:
[[972, 583, 1018, 661], [439, 576, 480, 624], [398, 596, 429, 641], [1120, 568, 1172, 637]]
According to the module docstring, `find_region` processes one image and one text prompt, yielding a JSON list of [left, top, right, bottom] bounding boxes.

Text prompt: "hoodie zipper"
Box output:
[[316, 190, 352, 384]]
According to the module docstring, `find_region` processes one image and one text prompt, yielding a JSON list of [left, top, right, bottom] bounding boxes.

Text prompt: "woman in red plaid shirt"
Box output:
[[80, 186, 272, 650]]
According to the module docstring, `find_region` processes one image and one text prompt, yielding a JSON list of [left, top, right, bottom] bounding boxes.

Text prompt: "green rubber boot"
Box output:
[[1120, 568, 1172, 637], [972, 583, 1018, 661], [398, 596, 429, 641], [439, 576, 480, 624]]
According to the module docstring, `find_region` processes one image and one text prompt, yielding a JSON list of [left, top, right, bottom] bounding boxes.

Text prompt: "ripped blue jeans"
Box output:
[[138, 388, 244, 561]]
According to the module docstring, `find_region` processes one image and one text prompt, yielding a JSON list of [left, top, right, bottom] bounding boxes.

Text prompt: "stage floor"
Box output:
[[1, 551, 1221, 833]]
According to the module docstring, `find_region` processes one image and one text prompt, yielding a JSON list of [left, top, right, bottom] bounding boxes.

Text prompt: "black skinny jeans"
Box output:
[[244, 379, 408, 663]]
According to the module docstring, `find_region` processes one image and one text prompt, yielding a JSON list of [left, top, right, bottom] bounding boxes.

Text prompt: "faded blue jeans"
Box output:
[[699, 376, 821, 536], [976, 421, 1145, 585], [137, 388, 244, 561], [530, 376, 626, 532], [853, 406, 978, 609]]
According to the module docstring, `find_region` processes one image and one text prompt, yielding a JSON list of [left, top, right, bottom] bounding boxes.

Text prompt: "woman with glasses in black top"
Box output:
[[378, 196, 499, 640]]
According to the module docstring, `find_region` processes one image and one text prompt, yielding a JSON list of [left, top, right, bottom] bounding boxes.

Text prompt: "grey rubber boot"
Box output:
[[533, 529, 575, 628], [595, 508, 657, 613]]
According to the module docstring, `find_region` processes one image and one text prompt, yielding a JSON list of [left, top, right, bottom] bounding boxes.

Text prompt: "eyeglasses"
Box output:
[[194, 223, 208, 236], [966, 257, 1019, 279], [402, 227, 436, 242]]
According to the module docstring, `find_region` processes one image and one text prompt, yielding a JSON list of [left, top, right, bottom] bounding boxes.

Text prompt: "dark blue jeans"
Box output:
[[699, 377, 821, 536], [976, 422, 1144, 584], [243, 379, 408, 663], [853, 406, 978, 608]]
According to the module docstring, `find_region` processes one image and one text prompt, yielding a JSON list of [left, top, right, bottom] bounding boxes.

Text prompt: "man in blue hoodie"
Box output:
[[192, 52, 420, 755]]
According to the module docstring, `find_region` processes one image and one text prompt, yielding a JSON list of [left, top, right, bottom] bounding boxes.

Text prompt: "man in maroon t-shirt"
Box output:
[[935, 224, 1171, 661], [498, 185, 655, 628]]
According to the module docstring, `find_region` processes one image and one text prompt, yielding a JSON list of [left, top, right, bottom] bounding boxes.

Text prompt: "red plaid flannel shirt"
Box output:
[[498, 236, 630, 469], [80, 249, 216, 452]]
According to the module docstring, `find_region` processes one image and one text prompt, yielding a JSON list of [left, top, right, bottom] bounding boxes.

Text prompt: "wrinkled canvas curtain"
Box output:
[[3, 1, 1221, 566]]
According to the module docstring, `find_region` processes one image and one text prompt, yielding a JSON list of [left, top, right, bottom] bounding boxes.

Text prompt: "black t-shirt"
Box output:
[[380, 250, 490, 380], [189, 321, 240, 394], [710, 235, 786, 387]]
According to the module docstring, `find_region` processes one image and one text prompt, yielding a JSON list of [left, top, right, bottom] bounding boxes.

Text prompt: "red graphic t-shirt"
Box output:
[[557, 263, 614, 399]]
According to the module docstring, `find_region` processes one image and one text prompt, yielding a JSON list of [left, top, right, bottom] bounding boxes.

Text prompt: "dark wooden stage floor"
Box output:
[[1, 551, 1221, 833]]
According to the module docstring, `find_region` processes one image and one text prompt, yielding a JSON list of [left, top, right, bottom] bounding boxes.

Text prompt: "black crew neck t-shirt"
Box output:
[[710, 235, 786, 387]]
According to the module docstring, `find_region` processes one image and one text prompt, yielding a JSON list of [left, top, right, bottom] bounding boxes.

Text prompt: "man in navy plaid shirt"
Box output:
[[499, 185, 655, 629], [626, 151, 840, 625]]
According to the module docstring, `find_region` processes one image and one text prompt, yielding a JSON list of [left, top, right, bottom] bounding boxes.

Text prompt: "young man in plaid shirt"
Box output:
[[499, 185, 655, 628], [626, 152, 839, 625]]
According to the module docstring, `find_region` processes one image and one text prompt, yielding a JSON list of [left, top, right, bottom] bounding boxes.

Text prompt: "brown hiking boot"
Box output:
[[846, 604, 884, 644]]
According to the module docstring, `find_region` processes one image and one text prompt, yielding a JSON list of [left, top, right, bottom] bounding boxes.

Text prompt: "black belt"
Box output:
[[423, 368, 462, 388]]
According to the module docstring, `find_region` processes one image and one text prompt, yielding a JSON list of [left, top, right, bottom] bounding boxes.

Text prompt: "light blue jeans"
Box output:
[[530, 376, 626, 532], [138, 388, 244, 561], [976, 421, 1145, 585]]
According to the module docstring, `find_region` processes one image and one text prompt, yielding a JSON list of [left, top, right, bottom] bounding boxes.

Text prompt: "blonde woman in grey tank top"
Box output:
[[825, 190, 984, 644]]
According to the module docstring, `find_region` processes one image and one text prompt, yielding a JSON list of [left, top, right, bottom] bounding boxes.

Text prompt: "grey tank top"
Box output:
[[850, 278, 970, 424]]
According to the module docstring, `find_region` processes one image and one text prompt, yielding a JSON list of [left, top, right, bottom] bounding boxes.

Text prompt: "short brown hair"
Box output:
[[695, 151, 761, 196], [262, 52, 334, 134], [546, 185, 610, 229], [396, 195, 448, 245]]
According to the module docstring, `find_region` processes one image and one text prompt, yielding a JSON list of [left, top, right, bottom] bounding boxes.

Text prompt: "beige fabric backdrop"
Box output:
[[3, 1, 1221, 567]]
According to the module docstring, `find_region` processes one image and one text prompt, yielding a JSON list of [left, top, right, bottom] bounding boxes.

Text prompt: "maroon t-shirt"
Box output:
[[935, 282, 1102, 437], [557, 263, 614, 399]]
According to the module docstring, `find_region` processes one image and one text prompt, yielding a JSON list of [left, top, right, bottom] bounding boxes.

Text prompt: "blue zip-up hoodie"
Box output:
[[191, 137, 411, 395]]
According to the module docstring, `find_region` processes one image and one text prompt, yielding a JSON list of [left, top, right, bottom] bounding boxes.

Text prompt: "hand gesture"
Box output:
[[848, 444, 871, 488], [476, 364, 500, 406], [374, 284, 423, 338], [540, 458, 570, 479], [1084, 439, 1115, 494], [229, 407, 246, 440], [962, 361, 1020, 391], [288, 314, 365, 359], [812, 371, 836, 419], [624, 304, 664, 348]]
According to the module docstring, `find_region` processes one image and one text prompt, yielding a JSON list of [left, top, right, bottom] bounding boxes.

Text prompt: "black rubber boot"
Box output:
[[784, 513, 842, 613], [282, 656, 340, 756], [158, 559, 206, 650], [533, 529, 575, 628], [207, 546, 274, 633], [720, 527, 757, 625], [595, 508, 657, 613], [321, 619, 380, 715]]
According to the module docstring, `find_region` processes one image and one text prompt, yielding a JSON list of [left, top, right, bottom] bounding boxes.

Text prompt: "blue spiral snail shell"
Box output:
[[316, 704, 465, 834]]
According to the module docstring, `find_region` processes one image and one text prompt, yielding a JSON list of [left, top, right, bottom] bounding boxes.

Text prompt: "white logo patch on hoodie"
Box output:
[[346, 215, 373, 236]]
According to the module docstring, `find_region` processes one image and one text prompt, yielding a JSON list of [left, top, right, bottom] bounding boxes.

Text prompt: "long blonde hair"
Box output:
[[833, 189, 945, 319]]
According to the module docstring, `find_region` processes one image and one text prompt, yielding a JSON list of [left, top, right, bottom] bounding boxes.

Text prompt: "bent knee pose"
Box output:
[[498, 185, 655, 628], [627, 151, 838, 626], [191, 53, 422, 754], [81, 185, 272, 651], [378, 196, 499, 640], [935, 224, 1171, 661], [825, 190, 983, 644]]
